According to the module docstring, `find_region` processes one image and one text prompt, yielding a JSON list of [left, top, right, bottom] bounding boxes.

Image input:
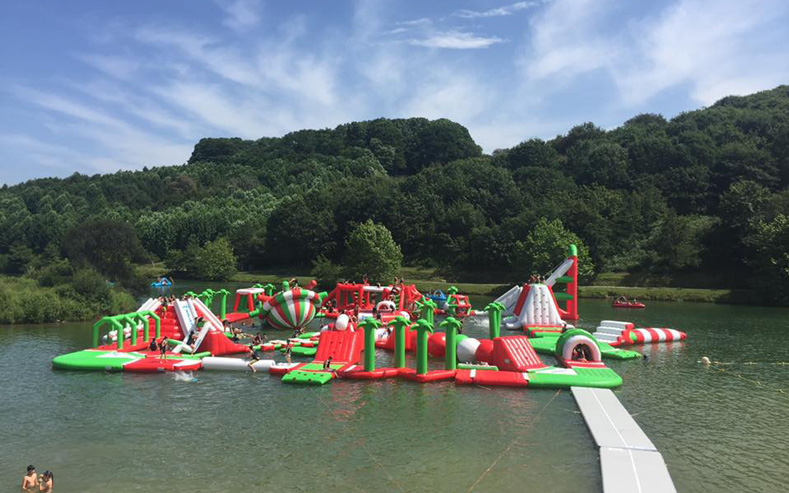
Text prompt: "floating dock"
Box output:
[[571, 387, 676, 493]]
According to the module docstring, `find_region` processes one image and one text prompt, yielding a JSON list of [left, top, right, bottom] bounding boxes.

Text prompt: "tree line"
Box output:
[[2, 86, 789, 305]]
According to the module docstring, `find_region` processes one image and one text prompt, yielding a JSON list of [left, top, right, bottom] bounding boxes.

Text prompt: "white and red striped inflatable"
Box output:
[[627, 327, 686, 344]]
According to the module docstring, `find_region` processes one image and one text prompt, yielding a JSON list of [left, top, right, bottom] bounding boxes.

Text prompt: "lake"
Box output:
[[1, 293, 788, 492]]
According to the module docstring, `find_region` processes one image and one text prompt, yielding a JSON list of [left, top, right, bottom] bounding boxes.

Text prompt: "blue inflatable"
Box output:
[[150, 277, 173, 288], [429, 290, 447, 306]]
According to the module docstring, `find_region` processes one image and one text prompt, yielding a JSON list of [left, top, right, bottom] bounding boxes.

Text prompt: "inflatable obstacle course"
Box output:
[[53, 244, 686, 393]]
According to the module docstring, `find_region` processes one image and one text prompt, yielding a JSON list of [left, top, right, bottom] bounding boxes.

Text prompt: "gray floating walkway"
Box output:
[[571, 387, 676, 493]]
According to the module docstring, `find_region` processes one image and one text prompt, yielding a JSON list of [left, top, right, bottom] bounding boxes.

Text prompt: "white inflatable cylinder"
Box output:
[[202, 357, 276, 372], [457, 338, 481, 363]]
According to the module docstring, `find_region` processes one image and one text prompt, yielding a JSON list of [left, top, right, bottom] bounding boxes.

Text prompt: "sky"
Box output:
[[1, 0, 788, 185]]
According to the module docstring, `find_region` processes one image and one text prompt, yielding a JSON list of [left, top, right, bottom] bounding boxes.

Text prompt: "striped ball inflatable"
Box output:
[[261, 289, 322, 330], [628, 328, 686, 344]]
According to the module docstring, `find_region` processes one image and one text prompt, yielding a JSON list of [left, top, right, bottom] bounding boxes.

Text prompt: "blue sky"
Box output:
[[1, 0, 788, 185]]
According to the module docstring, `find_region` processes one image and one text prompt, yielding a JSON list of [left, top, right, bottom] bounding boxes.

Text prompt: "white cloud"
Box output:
[[404, 73, 489, 123], [69, 80, 198, 137], [398, 18, 433, 27], [523, 0, 613, 79], [76, 54, 141, 80], [134, 27, 259, 85], [6, 0, 789, 183], [408, 31, 505, 49], [216, 0, 261, 32], [0, 134, 88, 172], [10, 86, 193, 173], [151, 81, 275, 138], [454, 1, 544, 19], [614, 0, 789, 105], [523, 0, 789, 106]]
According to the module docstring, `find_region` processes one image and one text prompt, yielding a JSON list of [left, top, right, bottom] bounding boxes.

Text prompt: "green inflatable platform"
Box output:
[[281, 363, 345, 385], [527, 366, 623, 389], [52, 350, 141, 371], [528, 334, 642, 360]]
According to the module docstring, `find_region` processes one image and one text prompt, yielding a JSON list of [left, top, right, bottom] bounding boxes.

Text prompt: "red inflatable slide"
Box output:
[[314, 330, 364, 364], [490, 336, 548, 372]]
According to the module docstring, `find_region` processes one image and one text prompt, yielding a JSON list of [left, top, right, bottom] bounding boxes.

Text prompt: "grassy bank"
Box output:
[[0, 275, 137, 324], [578, 285, 756, 304]]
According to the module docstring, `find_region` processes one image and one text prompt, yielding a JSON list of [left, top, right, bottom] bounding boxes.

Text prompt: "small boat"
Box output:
[[612, 296, 645, 309]]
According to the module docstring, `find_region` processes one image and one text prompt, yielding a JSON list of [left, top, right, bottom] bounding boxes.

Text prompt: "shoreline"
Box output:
[[0, 270, 765, 327]]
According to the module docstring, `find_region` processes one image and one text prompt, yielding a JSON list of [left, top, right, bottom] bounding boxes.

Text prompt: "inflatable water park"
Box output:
[[52, 245, 686, 390]]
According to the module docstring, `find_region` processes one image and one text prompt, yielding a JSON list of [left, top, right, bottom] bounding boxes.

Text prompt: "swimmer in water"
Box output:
[[38, 470, 53, 492], [21, 465, 37, 492], [701, 356, 711, 366]]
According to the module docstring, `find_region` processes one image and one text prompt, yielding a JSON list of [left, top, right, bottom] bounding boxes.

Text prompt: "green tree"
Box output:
[[167, 238, 237, 281], [513, 218, 594, 281], [61, 219, 145, 282], [746, 214, 789, 304], [344, 220, 403, 283], [195, 237, 237, 280], [7, 243, 34, 274], [645, 212, 717, 272]]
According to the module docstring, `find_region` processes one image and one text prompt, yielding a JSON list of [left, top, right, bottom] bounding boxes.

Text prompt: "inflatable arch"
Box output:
[[555, 329, 602, 363]]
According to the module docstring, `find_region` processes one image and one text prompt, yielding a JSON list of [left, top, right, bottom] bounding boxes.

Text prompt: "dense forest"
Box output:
[[2, 85, 789, 318]]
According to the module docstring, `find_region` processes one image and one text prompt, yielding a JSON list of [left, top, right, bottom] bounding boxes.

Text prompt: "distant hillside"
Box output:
[[2, 86, 789, 303]]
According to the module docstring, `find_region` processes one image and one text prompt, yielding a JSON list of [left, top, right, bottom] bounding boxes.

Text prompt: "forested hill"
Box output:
[[2, 86, 789, 304]]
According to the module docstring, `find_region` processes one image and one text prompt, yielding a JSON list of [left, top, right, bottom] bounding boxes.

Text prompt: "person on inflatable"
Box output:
[[284, 343, 293, 364], [247, 344, 261, 372], [572, 344, 589, 362], [159, 337, 168, 359]]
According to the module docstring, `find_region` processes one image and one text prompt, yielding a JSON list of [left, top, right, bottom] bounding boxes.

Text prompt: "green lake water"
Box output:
[[1, 292, 788, 492]]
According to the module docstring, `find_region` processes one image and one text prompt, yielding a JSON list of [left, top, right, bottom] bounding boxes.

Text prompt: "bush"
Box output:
[[0, 275, 134, 323], [70, 268, 111, 301], [35, 258, 74, 287], [311, 255, 343, 288]]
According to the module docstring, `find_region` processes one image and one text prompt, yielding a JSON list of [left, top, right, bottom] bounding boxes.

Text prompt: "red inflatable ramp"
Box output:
[[314, 330, 364, 364], [455, 369, 530, 387], [196, 331, 249, 356], [491, 336, 548, 372]]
